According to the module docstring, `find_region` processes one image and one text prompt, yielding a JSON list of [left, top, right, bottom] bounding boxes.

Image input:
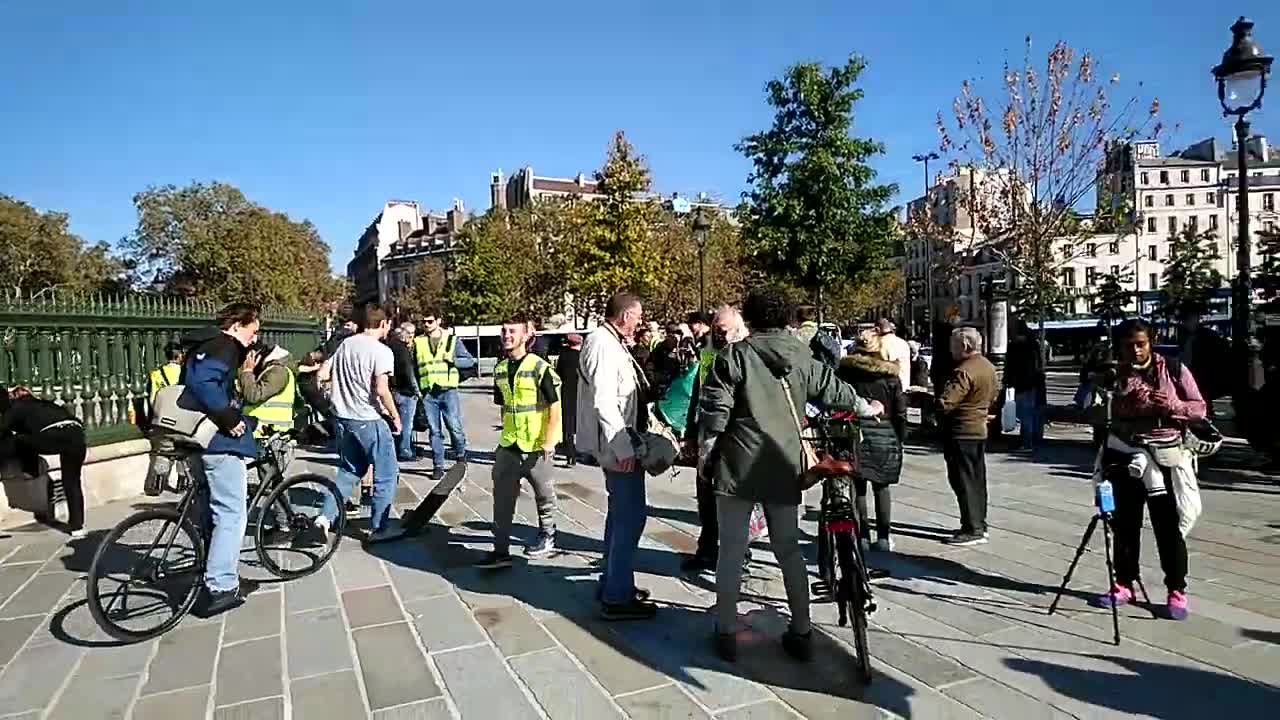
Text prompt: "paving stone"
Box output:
[[74, 639, 157, 679], [224, 590, 282, 644], [541, 616, 668, 696], [343, 584, 405, 629], [1, 542, 61, 566], [614, 684, 711, 719], [0, 640, 82, 716], [387, 561, 452, 601], [46, 672, 139, 720], [142, 622, 221, 695], [352, 621, 440, 710], [132, 685, 211, 720], [471, 602, 555, 657], [509, 647, 625, 720], [215, 636, 283, 707], [0, 571, 76, 618], [942, 676, 1077, 720], [864, 628, 976, 689], [434, 644, 540, 719], [290, 669, 367, 720], [404, 595, 486, 652], [331, 548, 388, 591], [717, 701, 802, 720], [371, 697, 453, 719], [284, 566, 339, 613], [285, 607, 354, 679], [213, 696, 285, 719], [0, 616, 41, 667]]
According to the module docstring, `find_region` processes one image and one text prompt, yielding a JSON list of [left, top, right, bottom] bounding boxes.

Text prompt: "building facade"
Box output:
[[490, 167, 603, 210], [347, 200, 467, 306]]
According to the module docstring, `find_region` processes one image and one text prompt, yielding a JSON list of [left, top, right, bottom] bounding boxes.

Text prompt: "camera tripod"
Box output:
[[1046, 380, 1150, 645]]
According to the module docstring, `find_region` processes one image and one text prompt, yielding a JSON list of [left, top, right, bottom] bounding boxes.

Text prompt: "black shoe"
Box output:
[[943, 531, 988, 547], [714, 631, 738, 663], [596, 586, 653, 603], [781, 630, 813, 662], [867, 568, 891, 581], [474, 551, 514, 569], [200, 587, 247, 618], [600, 598, 658, 621], [811, 580, 833, 600], [680, 553, 716, 572], [431, 469, 446, 482], [525, 531, 557, 558]]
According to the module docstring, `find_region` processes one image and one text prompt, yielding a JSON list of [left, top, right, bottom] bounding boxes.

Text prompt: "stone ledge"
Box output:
[[0, 439, 150, 528]]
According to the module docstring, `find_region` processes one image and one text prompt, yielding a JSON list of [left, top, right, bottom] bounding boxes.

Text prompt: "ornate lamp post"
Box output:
[[912, 152, 940, 333], [1213, 16, 1273, 394], [692, 206, 712, 316]]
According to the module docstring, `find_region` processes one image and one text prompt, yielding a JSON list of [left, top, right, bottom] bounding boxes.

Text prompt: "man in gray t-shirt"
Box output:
[[319, 306, 404, 541]]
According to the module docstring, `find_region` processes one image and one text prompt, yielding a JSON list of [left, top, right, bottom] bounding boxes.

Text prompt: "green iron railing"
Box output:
[[0, 294, 324, 446]]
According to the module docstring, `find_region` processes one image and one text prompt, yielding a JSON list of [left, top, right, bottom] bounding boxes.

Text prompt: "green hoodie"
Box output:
[[699, 329, 871, 505]]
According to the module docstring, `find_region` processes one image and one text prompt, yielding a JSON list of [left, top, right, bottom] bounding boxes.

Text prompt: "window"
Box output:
[[1147, 216, 1157, 233], [1069, 300, 1079, 315], [1087, 243, 1097, 257], [1141, 172, 1150, 185], [1164, 194, 1174, 206], [1149, 273, 1158, 290], [1148, 245, 1158, 260], [1167, 217, 1177, 235], [1086, 267, 1097, 286], [1188, 215, 1198, 232], [1186, 194, 1195, 206], [1109, 241, 1120, 254], [1201, 169, 1212, 182], [1206, 192, 1216, 204], [1160, 171, 1169, 184], [1064, 268, 1076, 287], [1209, 214, 1219, 230], [1111, 264, 1120, 276], [1265, 193, 1276, 211], [1144, 195, 1154, 208], [397, 220, 411, 241], [1181, 170, 1190, 183]]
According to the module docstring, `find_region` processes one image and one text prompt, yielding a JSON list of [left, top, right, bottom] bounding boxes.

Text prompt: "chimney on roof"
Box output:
[[490, 170, 506, 210], [1247, 135, 1270, 163]]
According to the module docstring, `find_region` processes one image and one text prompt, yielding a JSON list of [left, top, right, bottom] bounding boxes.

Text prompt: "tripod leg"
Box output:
[[1136, 576, 1152, 606], [1101, 515, 1120, 645], [1049, 515, 1099, 615]]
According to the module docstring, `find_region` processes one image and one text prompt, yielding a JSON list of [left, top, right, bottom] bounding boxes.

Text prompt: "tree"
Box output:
[[642, 210, 747, 323], [736, 54, 898, 305], [125, 182, 343, 311], [934, 38, 1162, 331], [1091, 269, 1134, 328], [392, 259, 447, 321], [825, 269, 906, 326], [1160, 228, 1223, 320], [0, 194, 126, 296]]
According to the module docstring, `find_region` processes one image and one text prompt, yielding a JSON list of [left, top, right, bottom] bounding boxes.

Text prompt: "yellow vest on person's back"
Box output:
[[414, 333, 459, 390], [698, 348, 717, 384], [245, 366, 297, 438], [495, 353, 560, 453], [149, 363, 182, 403]]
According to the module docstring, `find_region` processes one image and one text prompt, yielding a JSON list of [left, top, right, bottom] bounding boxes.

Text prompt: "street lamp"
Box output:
[[691, 206, 712, 316], [913, 151, 940, 335], [1213, 16, 1273, 394]]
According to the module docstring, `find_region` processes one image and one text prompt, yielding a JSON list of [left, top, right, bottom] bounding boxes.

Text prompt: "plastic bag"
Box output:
[[748, 503, 769, 542], [1001, 387, 1018, 434]]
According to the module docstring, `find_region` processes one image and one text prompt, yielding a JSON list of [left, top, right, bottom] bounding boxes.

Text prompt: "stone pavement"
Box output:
[[2, 385, 1280, 719]]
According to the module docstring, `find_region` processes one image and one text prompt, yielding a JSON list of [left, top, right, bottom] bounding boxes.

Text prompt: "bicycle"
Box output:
[[805, 413, 876, 684], [86, 428, 347, 642]]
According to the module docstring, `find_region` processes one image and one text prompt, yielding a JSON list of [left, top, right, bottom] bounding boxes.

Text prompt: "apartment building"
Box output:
[[490, 167, 603, 210], [347, 200, 467, 306]]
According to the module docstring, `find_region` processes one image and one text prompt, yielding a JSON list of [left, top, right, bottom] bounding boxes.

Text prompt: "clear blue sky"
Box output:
[[2, 1, 1278, 272]]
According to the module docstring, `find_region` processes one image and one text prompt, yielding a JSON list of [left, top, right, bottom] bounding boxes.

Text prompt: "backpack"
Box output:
[[810, 330, 842, 369]]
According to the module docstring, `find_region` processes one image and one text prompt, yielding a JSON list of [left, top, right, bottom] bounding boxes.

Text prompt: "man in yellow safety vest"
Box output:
[[240, 344, 297, 439], [143, 341, 189, 496], [413, 308, 477, 481], [149, 342, 185, 404], [474, 315, 561, 569]]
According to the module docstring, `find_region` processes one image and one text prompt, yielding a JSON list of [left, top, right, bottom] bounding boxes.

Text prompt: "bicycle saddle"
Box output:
[[807, 453, 855, 477]]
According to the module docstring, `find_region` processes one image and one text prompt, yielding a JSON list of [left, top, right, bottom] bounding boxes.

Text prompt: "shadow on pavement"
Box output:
[[1004, 655, 1280, 715], [1241, 628, 1280, 645]]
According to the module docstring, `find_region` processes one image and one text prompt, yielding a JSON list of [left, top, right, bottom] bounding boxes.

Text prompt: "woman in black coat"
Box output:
[[555, 334, 582, 466], [0, 386, 88, 537], [836, 330, 907, 551]]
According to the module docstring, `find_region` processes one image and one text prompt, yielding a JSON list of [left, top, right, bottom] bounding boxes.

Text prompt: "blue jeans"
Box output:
[[1015, 391, 1042, 447], [201, 454, 248, 593], [423, 388, 466, 467], [323, 418, 400, 531], [601, 467, 647, 605], [394, 393, 418, 459]]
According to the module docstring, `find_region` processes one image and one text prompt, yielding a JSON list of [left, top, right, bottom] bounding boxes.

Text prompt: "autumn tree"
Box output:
[[0, 194, 126, 296], [125, 182, 343, 312], [736, 54, 897, 307], [934, 38, 1162, 332], [1091, 269, 1134, 329], [1160, 228, 1223, 320], [392, 259, 448, 321], [825, 269, 906, 326], [642, 210, 747, 323]]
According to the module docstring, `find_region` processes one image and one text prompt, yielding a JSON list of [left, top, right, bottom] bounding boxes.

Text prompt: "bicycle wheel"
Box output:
[[835, 532, 873, 684], [255, 472, 345, 579], [87, 507, 205, 643]]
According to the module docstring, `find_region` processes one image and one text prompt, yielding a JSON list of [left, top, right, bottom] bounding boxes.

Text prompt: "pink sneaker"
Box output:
[[1166, 591, 1189, 620], [1094, 584, 1135, 608]]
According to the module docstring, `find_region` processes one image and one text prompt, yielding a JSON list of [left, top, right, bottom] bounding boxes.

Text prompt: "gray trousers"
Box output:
[[716, 495, 810, 635], [492, 444, 558, 555]]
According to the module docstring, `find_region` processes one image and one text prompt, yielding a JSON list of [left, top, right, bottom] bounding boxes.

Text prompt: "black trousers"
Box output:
[[943, 437, 988, 534], [1, 427, 88, 529], [695, 476, 719, 558], [1104, 449, 1188, 592]]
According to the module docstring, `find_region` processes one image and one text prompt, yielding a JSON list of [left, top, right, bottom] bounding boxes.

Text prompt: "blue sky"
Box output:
[[3, 1, 1279, 272]]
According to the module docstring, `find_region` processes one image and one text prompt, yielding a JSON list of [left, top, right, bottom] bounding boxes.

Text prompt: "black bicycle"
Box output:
[[86, 429, 346, 642], [807, 414, 876, 684]]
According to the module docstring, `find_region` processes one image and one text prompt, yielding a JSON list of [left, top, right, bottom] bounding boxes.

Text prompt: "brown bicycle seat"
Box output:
[[807, 454, 855, 477]]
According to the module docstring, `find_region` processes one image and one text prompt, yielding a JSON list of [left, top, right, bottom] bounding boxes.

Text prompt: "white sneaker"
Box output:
[[873, 538, 894, 552], [314, 515, 331, 535], [69, 528, 88, 541]]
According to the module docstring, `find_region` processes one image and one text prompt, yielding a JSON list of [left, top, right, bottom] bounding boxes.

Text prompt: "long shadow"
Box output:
[[1241, 628, 1280, 645], [880, 551, 1103, 607], [1004, 655, 1280, 715], [644, 505, 701, 527], [371, 524, 916, 710]]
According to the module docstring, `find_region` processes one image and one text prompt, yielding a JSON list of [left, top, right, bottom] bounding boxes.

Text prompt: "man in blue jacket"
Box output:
[[180, 302, 262, 616]]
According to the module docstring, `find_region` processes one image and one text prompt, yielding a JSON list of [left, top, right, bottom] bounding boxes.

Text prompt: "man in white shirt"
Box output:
[[878, 318, 912, 391]]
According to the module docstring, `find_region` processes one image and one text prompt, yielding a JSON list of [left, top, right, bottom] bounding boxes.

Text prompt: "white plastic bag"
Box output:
[[748, 504, 769, 541], [1001, 387, 1018, 434]]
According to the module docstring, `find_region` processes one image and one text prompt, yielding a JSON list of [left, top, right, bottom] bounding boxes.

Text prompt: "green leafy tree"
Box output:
[[825, 268, 906, 326], [1091, 269, 1134, 328], [392, 259, 448, 321], [1160, 228, 1223, 320], [125, 182, 343, 311], [736, 54, 898, 305], [642, 210, 746, 323], [0, 195, 127, 296]]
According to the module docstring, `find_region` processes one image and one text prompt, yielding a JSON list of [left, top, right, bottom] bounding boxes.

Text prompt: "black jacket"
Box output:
[[837, 353, 906, 486], [386, 336, 419, 397], [555, 348, 580, 435], [0, 396, 82, 437], [1004, 336, 1045, 395]]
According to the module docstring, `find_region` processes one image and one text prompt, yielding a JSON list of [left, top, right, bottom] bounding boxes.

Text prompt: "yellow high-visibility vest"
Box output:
[[245, 367, 296, 438], [149, 363, 182, 404], [494, 353, 560, 453], [698, 348, 717, 384], [414, 333, 459, 390]]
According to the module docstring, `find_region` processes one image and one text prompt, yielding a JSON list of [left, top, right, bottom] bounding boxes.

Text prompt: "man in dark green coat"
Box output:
[[698, 286, 883, 663]]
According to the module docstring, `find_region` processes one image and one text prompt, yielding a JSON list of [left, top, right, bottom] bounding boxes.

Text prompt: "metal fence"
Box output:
[[0, 294, 323, 446]]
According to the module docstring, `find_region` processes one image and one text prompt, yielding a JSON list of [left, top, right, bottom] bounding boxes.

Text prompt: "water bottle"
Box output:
[[1096, 480, 1116, 514]]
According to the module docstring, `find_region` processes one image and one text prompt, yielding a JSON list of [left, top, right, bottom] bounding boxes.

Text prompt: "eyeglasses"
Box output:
[[423, 318, 438, 325]]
